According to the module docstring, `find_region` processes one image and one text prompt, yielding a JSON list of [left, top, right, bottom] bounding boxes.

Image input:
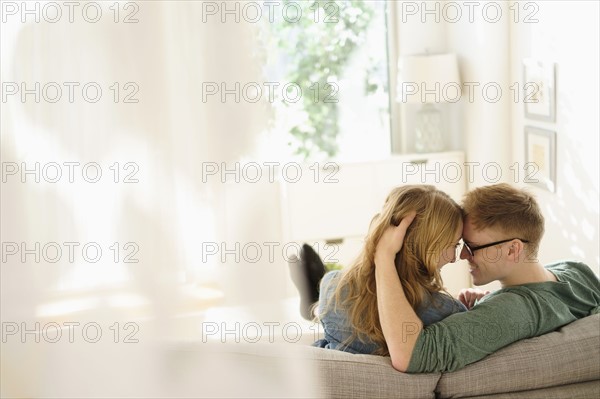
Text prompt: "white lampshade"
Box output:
[[397, 53, 461, 104]]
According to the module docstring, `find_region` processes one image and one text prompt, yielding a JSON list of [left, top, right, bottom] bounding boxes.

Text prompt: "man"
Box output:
[[375, 183, 600, 373]]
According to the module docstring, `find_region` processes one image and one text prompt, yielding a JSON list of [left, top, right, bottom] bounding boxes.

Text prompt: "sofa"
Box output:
[[299, 313, 600, 398], [177, 313, 599, 398]]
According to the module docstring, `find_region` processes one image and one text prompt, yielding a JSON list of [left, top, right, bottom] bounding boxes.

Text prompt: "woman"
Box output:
[[292, 185, 468, 355]]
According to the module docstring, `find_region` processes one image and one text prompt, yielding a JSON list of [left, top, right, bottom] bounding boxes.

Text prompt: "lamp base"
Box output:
[[415, 104, 445, 153]]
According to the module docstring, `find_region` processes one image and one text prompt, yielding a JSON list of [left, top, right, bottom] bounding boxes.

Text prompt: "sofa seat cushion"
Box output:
[[435, 314, 600, 398]]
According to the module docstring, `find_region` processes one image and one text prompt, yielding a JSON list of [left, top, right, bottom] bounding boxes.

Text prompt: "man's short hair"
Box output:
[[462, 183, 545, 256]]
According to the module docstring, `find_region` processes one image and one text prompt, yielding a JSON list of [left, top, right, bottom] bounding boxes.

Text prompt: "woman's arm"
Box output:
[[374, 212, 422, 372]]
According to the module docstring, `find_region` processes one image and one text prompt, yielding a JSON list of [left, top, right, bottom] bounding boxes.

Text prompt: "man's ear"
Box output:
[[507, 240, 524, 262]]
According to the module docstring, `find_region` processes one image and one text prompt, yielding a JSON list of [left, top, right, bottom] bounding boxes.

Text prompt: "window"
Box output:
[[257, 0, 391, 162]]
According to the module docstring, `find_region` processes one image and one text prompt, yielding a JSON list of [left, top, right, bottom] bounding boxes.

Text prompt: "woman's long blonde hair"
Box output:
[[327, 185, 462, 355]]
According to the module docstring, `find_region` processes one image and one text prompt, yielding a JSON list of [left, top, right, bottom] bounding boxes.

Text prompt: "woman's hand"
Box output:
[[458, 288, 491, 309], [374, 211, 416, 266]]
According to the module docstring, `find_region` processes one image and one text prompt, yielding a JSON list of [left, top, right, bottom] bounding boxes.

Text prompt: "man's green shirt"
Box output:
[[407, 261, 600, 373]]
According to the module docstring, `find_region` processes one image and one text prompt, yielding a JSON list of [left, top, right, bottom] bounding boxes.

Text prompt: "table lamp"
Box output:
[[397, 53, 461, 153]]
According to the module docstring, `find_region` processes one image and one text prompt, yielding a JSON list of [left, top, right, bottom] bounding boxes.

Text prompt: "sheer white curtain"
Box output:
[[1, 2, 315, 397]]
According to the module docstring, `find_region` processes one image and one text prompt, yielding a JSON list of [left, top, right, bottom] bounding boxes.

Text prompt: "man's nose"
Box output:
[[459, 245, 470, 260]]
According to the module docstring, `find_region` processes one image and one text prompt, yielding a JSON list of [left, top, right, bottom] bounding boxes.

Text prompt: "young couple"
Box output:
[[291, 184, 600, 373]]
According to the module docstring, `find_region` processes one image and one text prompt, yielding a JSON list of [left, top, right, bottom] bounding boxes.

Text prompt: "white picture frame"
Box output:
[[525, 126, 557, 193], [523, 59, 556, 122]]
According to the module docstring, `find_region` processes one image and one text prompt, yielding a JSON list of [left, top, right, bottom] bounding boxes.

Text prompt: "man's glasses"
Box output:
[[462, 238, 529, 257]]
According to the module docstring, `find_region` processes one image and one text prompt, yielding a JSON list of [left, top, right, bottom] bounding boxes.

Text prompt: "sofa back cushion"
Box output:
[[435, 314, 600, 398], [301, 345, 440, 399]]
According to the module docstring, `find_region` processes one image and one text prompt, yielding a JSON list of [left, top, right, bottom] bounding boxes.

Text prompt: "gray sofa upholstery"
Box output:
[[167, 314, 599, 397], [181, 313, 598, 398], [302, 313, 600, 398]]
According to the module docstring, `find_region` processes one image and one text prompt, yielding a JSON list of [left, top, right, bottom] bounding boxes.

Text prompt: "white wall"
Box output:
[[445, 1, 512, 187], [509, 1, 600, 273], [393, 0, 599, 277]]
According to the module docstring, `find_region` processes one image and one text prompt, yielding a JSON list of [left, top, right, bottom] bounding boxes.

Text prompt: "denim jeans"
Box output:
[[313, 270, 467, 354]]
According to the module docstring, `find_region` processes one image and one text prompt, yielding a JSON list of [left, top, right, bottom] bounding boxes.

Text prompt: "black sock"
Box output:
[[301, 243, 326, 297], [288, 244, 326, 320]]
